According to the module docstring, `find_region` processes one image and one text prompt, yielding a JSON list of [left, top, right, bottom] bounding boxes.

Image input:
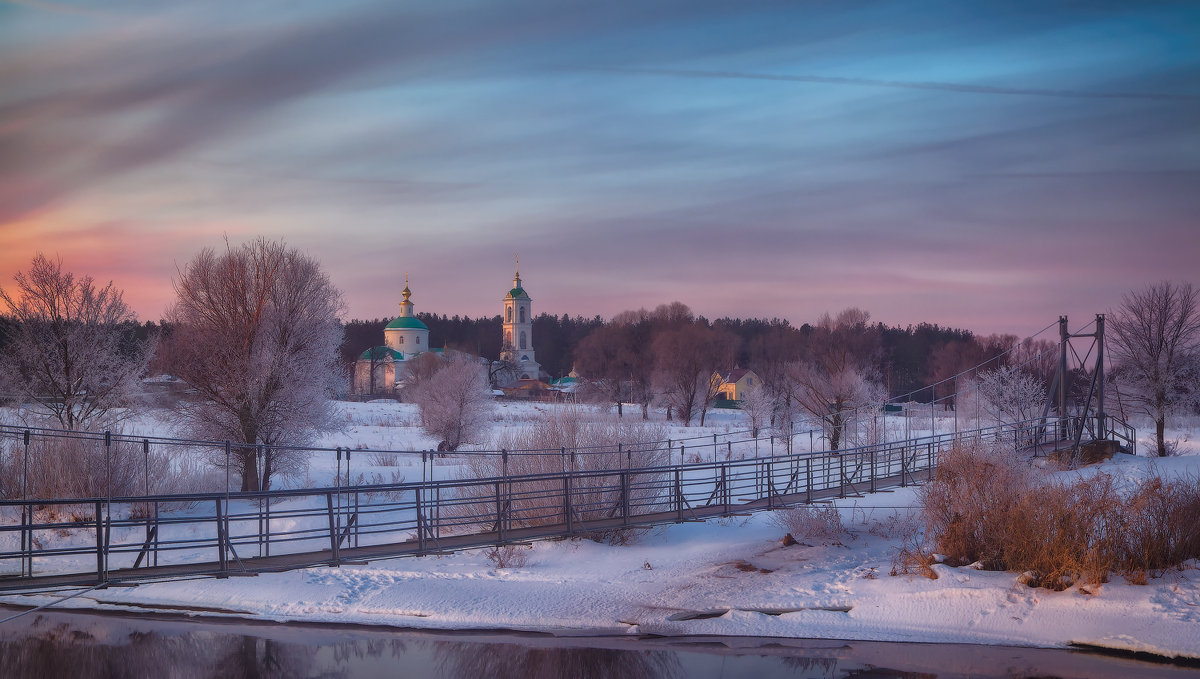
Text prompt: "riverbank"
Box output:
[[4, 449, 1198, 663]]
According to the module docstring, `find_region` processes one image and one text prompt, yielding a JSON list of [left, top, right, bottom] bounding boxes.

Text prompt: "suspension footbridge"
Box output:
[[0, 316, 1133, 593]]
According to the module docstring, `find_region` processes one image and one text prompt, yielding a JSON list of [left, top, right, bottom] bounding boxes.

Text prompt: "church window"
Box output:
[[416, 336, 421, 345], [520, 331, 527, 350], [506, 307, 512, 322], [519, 306, 526, 323], [399, 336, 405, 345]]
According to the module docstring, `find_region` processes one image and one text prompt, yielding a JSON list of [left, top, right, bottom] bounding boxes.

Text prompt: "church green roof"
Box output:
[[505, 287, 529, 299], [385, 316, 428, 330], [360, 346, 402, 360]]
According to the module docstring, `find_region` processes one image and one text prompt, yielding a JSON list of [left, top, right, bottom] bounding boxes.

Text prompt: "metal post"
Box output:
[[95, 500, 104, 584], [22, 430, 29, 576], [325, 493, 338, 563], [621, 471, 631, 525], [564, 474, 573, 532], [104, 430, 112, 513], [1096, 313, 1106, 439], [805, 456, 813, 503], [1059, 315, 1069, 439], [930, 386, 935, 441], [495, 481, 504, 542], [838, 454, 845, 498], [675, 467, 683, 522], [215, 498, 227, 576], [953, 377, 958, 434]]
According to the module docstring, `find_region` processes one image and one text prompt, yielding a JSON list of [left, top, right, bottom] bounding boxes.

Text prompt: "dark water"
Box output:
[[0, 607, 1195, 679]]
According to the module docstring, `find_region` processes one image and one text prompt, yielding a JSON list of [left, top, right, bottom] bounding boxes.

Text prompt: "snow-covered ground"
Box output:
[[3, 402, 1199, 661]]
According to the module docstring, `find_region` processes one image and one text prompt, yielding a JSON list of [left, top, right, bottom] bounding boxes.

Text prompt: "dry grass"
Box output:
[[913, 442, 1200, 589], [486, 544, 530, 569], [452, 406, 669, 544], [771, 505, 845, 541]]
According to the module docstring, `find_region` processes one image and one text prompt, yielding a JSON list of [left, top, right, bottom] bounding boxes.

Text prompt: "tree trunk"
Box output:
[[240, 446, 259, 491], [616, 400, 623, 417], [1156, 416, 1167, 457], [829, 414, 842, 450]]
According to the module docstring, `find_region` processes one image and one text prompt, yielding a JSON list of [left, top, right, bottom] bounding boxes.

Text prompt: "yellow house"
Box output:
[[712, 368, 761, 402]]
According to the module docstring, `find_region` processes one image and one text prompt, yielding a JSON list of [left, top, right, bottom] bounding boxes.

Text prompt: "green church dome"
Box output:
[[385, 316, 429, 330], [359, 346, 403, 360]]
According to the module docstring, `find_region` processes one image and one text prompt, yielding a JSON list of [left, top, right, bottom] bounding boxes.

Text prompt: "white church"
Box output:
[[353, 265, 542, 394]]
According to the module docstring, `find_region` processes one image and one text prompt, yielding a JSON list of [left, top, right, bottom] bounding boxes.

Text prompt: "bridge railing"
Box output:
[[0, 415, 1127, 590]]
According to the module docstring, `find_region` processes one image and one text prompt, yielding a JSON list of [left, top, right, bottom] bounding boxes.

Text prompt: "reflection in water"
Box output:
[[434, 642, 681, 679], [0, 620, 329, 679], [0, 608, 1195, 679]]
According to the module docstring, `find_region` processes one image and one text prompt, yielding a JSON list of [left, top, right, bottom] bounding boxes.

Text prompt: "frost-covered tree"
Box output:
[[973, 366, 1048, 425], [785, 308, 883, 450], [1108, 281, 1200, 456], [411, 350, 492, 451], [738, 382, 775, 438], [168, 238, 345, 490], [0, 254, 152, 430]]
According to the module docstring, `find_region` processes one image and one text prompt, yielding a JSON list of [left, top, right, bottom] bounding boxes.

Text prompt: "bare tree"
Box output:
[[651, 324, 736, 426], [0, 254, 152, 430], [574, 322, 654, 418], [411, 350, 492, 451], [168, 238, 345, 490], [1108, 281, 1200, 456], [786, 308, 883, 450], [400, 351, 441, 396], [362, 346, 396, 396]]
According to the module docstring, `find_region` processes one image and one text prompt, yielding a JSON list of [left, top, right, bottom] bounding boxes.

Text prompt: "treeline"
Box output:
[[338, 307, 1004, 400]]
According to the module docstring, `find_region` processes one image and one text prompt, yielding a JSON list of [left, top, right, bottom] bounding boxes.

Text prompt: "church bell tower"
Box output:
[[501, 258, 541, 380]]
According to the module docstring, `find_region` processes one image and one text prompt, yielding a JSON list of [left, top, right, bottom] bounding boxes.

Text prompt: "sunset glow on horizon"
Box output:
[[2, 1, 1197, 336]]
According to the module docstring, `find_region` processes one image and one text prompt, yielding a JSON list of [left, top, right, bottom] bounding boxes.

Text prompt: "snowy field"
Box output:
[[2, 401, 1199, 661]]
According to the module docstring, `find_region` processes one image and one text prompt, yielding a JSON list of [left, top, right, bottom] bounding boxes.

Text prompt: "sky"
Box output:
[[1, 0, 1197, 336]]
